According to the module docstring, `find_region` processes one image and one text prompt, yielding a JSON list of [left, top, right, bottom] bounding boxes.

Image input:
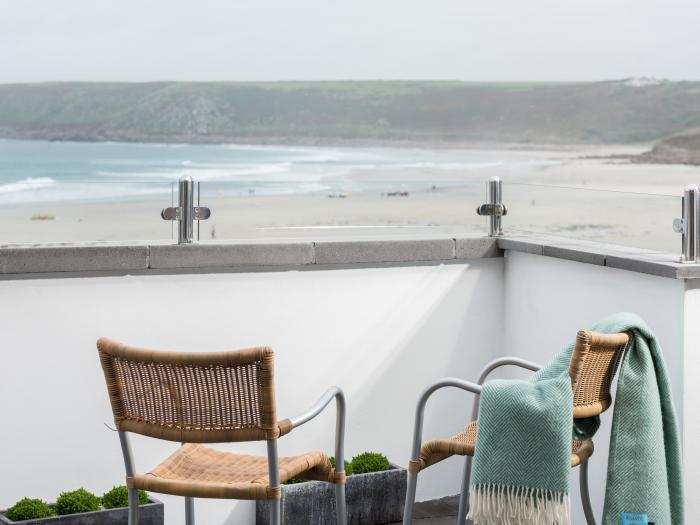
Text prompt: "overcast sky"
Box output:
[[1, 0, 699, 83]]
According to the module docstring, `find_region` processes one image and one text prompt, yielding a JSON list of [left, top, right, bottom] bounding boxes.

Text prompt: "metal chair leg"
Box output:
[[456, 455, 472, 523], [269, 499, 281, 525], [184, 496, 195, 525], [128, 488, 139, 525], [403, 470, 418, 524], [267, 440, 282, 525], [335, 484, 347, 525], [580, 459, 596, 525], [332, 391, 347, 525]]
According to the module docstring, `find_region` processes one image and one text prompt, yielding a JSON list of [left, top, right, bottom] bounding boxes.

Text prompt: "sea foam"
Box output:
[[0, 177, 57, 194]]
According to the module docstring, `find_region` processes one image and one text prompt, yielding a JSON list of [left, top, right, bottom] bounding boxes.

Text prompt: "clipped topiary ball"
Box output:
[[54, 488, 100, 515], [5, 498, 54, 521], [351, 452, 390, 474], [101, 486, 148, 509], [329, 456, 353, 476]]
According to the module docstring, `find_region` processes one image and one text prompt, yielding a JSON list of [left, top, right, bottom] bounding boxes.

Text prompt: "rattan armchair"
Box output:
[[403, 330, 629, 525], [97, 338, 347, 525]]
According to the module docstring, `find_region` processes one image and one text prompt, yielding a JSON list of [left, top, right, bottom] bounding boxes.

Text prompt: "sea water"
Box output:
[[0, 139, 556, 205]]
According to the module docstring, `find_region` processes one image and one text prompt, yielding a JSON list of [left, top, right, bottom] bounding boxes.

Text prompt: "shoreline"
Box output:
[[0, 133, 652, 155], [4, 134, 694, 167]]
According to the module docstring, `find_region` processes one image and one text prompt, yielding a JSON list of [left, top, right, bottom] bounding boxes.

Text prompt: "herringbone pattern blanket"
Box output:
[[468, 313, 682, 525]]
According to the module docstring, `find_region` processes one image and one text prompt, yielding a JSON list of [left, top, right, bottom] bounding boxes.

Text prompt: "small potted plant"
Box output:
[[256, 452, 407, 524], [0, 486, 164, 524]]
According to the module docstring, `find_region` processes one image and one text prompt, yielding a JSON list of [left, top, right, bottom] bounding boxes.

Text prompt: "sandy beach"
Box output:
[[1, 145, 699, 253]]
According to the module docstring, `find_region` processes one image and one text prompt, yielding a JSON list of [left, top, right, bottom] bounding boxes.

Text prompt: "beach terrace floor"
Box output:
[[388, 496, 465, 524]]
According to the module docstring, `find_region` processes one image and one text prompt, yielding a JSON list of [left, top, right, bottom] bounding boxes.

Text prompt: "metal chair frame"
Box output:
[[118, 386, 347, 525], [403, 357, 596, 525]]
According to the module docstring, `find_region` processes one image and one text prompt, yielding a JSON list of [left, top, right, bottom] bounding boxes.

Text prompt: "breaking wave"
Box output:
[[0, 177, 57, 194]]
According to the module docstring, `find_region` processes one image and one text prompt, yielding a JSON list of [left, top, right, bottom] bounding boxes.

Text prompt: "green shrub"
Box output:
[[5, 498, 54, 521], [284, 455, 354, 485], [329, 456, 353, 476], [283, 476, 306, 485], [351, 452, 390, 474], [54, 488, 100, 515], [284, 452, 389, 484], [101, 486, 148, 509]]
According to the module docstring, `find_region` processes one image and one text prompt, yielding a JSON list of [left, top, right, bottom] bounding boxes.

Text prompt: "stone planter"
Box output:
[[0, 498, 164, 525], [256, 463, 406, 525]]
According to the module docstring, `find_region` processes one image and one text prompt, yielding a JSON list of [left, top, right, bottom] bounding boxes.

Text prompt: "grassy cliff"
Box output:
[[1, 80, 699, 146], [633, 129, 700, 165]]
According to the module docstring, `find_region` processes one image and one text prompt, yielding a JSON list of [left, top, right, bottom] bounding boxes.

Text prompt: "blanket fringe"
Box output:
[[467, 484, 570, 525]]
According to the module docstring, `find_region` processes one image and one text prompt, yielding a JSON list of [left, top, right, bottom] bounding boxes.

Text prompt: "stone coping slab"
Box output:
[[497, 234, 696, 279], [0, 233, 697, 279]]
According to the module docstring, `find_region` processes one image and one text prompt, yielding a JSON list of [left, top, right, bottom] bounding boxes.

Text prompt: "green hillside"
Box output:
[[0, 80, 699, 145]]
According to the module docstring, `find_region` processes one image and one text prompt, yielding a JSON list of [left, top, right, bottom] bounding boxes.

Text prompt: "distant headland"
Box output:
[[0, 79, 698, 164]]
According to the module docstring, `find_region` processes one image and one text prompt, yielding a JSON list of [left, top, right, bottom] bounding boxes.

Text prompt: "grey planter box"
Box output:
[[0, 498, 164, 525], [256, 464, 406, 525]]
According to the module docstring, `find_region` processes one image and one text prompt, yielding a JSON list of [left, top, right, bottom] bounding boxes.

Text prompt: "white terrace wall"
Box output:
[[502, 250, 686, 525], [0, 260, 503, 525], [683, 280, 700, 520]]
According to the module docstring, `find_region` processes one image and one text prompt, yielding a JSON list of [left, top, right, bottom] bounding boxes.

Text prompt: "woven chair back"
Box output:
[[569, 330, 629, 418], [97, 338, 279, 443]]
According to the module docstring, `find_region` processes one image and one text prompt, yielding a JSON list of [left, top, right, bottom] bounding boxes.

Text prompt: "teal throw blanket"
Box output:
[[467, 313, 682, 525]]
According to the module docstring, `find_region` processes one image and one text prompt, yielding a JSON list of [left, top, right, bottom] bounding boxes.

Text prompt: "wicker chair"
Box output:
[[97, 338, 347, 525], [403, 330, 629, 525]]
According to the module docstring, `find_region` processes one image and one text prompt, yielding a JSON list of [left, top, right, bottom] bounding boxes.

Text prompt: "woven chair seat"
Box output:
[[129, 444, 343, 500], [409, 421, 594, 473]]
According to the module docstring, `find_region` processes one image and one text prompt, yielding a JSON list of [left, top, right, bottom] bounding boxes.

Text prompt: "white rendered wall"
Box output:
[[502, 251, 685, 525], [0, 260, 503, 525], [683, 280, 700, 519]]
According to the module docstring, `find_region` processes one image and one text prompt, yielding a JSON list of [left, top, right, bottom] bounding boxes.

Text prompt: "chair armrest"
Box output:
[[470, 357, 543, 421], [408, 378, 482, 464], [285, 386, 347, 474], [288, 386, 344, 428], [476, 357, 542, 385]]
